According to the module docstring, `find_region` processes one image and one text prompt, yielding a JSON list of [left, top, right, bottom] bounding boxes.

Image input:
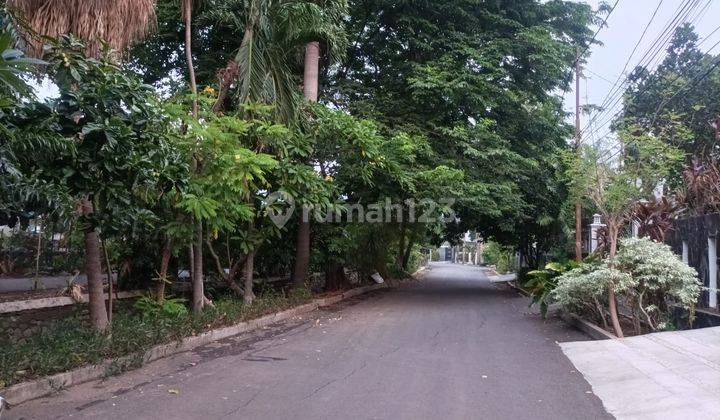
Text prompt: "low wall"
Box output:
[[667, 213, 720, 309]]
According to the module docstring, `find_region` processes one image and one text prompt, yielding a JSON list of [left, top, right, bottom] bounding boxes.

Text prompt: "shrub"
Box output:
[[484, 241, 515, 273], [524, 260, 578, 318], [553, 237, 701, 333]]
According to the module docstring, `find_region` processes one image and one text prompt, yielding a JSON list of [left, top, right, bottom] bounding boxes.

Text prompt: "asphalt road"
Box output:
[[8, 263, 611, 420]]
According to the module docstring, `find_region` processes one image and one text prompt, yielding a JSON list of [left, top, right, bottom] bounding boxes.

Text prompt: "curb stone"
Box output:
[[0, 283, 388, 406], [561, 312, 617, 340]]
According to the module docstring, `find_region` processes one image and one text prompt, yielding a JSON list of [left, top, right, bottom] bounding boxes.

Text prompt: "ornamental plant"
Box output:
[[553, 237, 701, 335]]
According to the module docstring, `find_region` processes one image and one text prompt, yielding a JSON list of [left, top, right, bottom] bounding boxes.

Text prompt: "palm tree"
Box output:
[[6, 0, 156, 57], [204, 0, 345, 296], [288, 0, 347, 288]]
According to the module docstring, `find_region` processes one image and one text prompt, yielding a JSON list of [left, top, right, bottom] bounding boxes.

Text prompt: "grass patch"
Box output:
[[0, 288, 313, 388]]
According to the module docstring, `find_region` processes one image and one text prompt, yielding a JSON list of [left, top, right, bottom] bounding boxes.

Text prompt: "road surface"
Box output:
[[8, 263, 610, 419]]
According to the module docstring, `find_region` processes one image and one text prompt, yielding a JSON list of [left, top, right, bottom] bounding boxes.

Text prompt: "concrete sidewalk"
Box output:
[[561, 326, 720, 420]]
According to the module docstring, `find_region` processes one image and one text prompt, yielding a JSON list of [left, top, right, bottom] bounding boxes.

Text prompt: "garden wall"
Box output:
[[667, 213, 720, 312]]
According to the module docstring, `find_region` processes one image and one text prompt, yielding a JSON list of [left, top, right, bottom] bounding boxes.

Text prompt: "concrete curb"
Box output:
[[561, 312, 617, 340], [0, 283, 388, 406], [411, 266, 427, 278], [0, 291, 143, 314]]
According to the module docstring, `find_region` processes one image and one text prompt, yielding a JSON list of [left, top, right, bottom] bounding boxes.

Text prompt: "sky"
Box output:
[[564, 0, 720, 152]]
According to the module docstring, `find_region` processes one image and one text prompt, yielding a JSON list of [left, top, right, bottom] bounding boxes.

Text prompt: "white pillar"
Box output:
[[589, 214, 605, 253], [708, 236, 717, 309], [682, 241, 689, 265]]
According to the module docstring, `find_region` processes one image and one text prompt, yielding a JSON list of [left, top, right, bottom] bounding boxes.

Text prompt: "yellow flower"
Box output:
[[234, 154, 242, 161], [203, 86, 216, 95], [325, 175, 333, 182]]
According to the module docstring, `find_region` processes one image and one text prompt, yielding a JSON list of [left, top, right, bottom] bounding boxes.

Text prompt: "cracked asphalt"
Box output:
[[8, 263, 611, 420]]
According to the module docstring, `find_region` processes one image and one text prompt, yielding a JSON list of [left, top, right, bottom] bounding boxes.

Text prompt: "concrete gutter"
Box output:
[[0, 283, 387, 406]]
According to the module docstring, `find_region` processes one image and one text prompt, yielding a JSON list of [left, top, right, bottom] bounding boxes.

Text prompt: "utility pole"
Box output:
[[574, 48, 583, 263]]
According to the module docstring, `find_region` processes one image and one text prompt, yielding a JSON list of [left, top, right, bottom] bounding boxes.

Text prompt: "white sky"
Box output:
[[564, 0, 720, 152]]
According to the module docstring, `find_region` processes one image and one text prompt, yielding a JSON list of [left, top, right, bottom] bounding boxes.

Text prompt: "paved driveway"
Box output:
[[561, 325, 720, 419], [8, 263, 610, 420]]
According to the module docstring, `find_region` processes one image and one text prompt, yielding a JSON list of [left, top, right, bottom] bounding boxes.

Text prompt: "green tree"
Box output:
[[575, 125, 683, 337], [328, 0, 599, 254], [10, 37, 182, 330]]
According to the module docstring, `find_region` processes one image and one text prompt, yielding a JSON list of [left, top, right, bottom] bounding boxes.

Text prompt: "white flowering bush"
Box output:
[[615, 237, 701, 330], [552, 237, 701, 333]]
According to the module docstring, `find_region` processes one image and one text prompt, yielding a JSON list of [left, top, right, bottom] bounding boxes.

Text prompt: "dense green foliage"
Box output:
[[524, 260, 578, 318], [621, 24, 720, 166], [1, 0, 605, 332], [329, 0, 598, 260]]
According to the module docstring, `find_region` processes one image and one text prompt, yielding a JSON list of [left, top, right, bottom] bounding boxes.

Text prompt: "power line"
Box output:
[[585, 20, 720, 146], [576, 0, 621, 64], [580, 0, 700, 139], [581, 0, 699, 138]]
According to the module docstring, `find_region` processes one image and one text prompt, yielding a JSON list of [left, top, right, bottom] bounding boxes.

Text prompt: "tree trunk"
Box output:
[[244, 250, 256, 305], [192, 220, 204, 313], [607, 221, 624, 338], [80, 199, 108, 331], [182, 0, 198, 118], [101, 238, 113, 325], [402, 230, 416, 271], [325, 261, 349, 291], [156, 238, 172, 301], [303, 41, 320, 101], [292, 219, 311, 288], [292, 41, 321, 289], [396, 222, 406, 268]]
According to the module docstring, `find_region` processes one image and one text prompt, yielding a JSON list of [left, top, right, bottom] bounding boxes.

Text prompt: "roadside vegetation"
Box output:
[[0, 287, 312, 388], [524, 24, 720, 336]]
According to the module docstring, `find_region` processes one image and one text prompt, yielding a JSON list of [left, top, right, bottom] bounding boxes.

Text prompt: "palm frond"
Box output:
[[7, 0, 157, 57]]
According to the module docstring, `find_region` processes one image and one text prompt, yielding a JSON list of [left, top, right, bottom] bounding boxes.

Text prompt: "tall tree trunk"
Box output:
[[292, 219, 311, 288], [244, 250, 256, 305], [80, 199, 108, 331], [183, 0, 198, 118], [192, 220, 204, 313], [157, 238, 172, 301], [183, 0, 204, 313], [607, 221, 624, 338], [396, 221, 406, 268], [402, 230, 416, 271], [303, 41, 320, 101], [292, 41, 320, 289]]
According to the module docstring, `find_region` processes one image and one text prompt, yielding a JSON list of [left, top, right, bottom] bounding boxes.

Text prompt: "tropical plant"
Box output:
[[615, 237, 701, 332], [524, 260, 579, 318], [135, 295, 189, 319], [632, 196, 685, 242], [681, 157, 720, 215], [572, 124, 684, 337]]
